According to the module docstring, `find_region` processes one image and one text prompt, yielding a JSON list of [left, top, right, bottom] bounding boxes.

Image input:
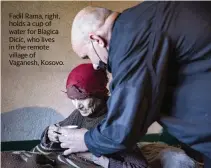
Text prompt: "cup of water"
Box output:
[[61, 125, 78, 129]]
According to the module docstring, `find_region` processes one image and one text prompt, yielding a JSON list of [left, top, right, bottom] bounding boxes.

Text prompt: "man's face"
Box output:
[[89, 40, 108, 70], [71, 98, 102, 117], [73, 37, 108, 70]]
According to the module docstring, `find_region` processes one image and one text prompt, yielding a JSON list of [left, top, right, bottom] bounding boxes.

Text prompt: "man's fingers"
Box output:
[[56, 128, 68, 135], [63, 149, 72, 155], [60, 142, 71, 148], [58, 135, 69, 142], [57, 127, 78, 135]]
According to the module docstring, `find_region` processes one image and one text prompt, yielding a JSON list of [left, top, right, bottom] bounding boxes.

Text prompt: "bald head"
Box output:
[[71, 6, 120, 69], [71, 6, 116, 56]]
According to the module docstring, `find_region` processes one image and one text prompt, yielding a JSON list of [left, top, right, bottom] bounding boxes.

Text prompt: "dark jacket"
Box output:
[[84, 1, 211, 161]]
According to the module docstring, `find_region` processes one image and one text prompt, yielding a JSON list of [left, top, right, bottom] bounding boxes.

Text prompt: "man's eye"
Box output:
[[82, 56, 89, 60]]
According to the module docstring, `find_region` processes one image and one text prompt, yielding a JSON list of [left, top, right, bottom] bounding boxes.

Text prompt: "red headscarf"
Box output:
[[66, 63, 109, 99]]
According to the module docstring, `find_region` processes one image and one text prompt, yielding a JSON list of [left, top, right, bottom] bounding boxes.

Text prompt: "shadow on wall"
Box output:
[[1, 107, 64, 142]]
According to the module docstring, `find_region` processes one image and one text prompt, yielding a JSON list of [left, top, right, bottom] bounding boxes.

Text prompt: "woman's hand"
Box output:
[[48, 125, 60, 143]]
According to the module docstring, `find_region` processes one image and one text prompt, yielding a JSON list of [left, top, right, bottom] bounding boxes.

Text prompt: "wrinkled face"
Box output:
[[71, 98, 102, 117]]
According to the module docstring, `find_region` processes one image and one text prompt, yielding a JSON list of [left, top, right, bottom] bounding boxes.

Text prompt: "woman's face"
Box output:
[[71, 98, 102, 117]]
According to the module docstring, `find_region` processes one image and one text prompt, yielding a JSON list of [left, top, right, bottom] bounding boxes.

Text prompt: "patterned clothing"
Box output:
[[31, 108, 148, 168]]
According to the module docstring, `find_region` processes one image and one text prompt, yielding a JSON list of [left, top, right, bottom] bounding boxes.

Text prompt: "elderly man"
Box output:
[[58, 2, 211, 167]]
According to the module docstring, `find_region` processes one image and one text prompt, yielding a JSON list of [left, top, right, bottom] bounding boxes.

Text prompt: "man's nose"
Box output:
[[93, 64, 100, 70]]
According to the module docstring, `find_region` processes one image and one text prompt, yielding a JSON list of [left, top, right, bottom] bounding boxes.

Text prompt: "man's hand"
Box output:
[[48, 125, 60, 143], [57, 128, 89, 155]]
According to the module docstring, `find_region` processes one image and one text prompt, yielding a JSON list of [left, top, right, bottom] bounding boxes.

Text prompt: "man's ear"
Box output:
[[89, 33, 106, 48]]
